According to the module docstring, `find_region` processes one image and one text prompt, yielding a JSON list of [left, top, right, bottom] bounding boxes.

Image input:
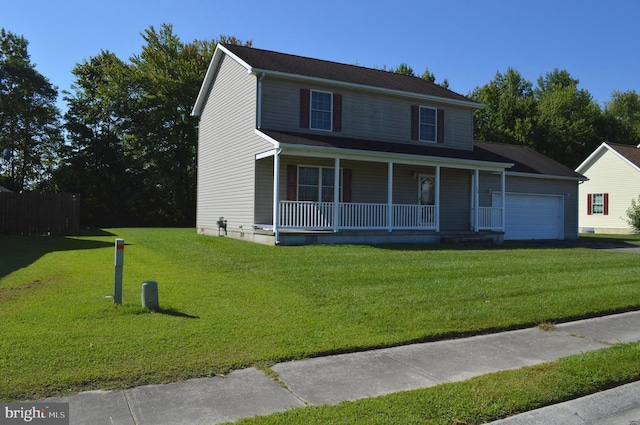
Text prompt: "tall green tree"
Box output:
[[121, 25, 217, 225], [470, 68, 537, 147], [533, 69, 602, 166], [56, 24, 251, 226], [604, 90, 640, 143], [54, 51, 133, 225], [0, 28, 62, 190]]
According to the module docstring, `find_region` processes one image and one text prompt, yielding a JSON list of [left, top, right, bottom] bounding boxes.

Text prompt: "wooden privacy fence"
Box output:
[[0, 192, 80, 236]]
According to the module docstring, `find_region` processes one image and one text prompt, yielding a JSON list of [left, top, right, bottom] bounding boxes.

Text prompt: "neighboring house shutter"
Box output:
[[333, 93, 342, 132], [343, 169, 352, 202], [587, 194, 592, 215], [299, 89, 310, 129], [604, 193, 609, 215], [437, 109, 445, 144], [410, 105, 419, 140], [287, 165, 297, 200]]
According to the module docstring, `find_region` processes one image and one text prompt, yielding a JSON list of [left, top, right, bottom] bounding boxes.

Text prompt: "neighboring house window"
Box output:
[[298, 166, 342, 202], [587, 193, 609, 215], [411, 105, 444, 143], [419, 106, 437, 142], [299, 89, 342, 132]]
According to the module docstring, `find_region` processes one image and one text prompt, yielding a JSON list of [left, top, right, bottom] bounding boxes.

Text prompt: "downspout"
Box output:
[[256, 73, 265, 129], [501, 170, 506, 233]]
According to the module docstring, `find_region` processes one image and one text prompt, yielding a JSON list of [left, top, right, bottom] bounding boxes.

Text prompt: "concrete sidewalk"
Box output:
[[40, 311, 640, 425]]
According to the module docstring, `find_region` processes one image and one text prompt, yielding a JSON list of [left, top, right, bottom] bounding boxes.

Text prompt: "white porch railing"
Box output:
[[279, 201, 335, 229], [478, 206, 503, 230], [279, 201, 438, 230]]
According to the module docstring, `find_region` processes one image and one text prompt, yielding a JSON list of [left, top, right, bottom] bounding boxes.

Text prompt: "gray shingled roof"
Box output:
[[606, 143, 640, 169], [222, 44, 478, 105], [261, 129, 586, 179], [474, 140, 586, 179]]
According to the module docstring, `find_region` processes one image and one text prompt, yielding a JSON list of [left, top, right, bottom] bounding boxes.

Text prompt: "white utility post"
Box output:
[[114, 238, 124, 304]]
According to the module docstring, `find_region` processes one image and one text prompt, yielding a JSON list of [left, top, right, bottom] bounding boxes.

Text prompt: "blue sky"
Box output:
[[4, 0, 639, 109]]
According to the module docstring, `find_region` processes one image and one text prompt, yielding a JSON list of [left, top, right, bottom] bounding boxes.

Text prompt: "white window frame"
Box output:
[[310, 90, 333, 131], [591, 193, 604, 214], [419, 106, 437, 143], [297, 166, 342, 202]]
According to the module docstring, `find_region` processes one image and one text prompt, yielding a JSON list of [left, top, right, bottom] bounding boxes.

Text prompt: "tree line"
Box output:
[[1, 24, 639, 227]]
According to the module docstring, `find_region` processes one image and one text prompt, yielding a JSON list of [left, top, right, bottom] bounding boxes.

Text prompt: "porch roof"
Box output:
[[259, 129, 514, 170], [258, 130, 587, 180]]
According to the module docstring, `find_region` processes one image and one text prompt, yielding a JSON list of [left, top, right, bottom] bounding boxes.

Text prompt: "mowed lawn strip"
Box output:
[[1, 229, 639, 401], [232, 342, 640, 425]]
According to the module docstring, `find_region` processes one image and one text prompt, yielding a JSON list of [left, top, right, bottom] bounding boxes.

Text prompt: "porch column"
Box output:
[[474, 169, 480, 232], [435, 166, 441, 232], [272, 150, 281, 244], [387, 162, 393, 232], [334, 157, 340, 232], [501, 170, 506, 232]]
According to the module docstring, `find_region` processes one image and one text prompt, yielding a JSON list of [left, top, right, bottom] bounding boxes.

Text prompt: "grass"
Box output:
[[1, 229, 640, 403]]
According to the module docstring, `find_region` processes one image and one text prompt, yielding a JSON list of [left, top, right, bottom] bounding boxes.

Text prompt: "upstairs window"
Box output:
[[411, 105, 444, 143], [310, 90, 333, 131], [299, 89, 342, 132], [419, 106, 437, 142]]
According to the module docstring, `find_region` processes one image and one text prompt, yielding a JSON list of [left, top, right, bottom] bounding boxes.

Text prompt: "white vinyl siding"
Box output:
[[578, 148, 640, 233], [196, 54, 273, 233]]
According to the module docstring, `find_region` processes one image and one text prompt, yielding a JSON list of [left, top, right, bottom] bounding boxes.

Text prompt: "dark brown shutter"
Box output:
[[587, 194, 592, 215], [343, 168, 352, 203], [437, 109, 445, 144], [286, 165, 297, 200], [333, 93, 342, 132], [604, 193, 609, 215], [410, 105, 419, 140], [299, 89, 310, 129]]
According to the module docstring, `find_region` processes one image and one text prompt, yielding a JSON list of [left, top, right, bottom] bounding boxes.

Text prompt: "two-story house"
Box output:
[[192, 44, 585, 245]]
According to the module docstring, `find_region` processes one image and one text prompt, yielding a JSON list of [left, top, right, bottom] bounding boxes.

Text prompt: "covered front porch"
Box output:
[[254, 143, 511, 245]]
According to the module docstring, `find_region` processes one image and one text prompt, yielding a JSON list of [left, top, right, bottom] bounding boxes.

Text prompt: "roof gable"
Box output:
[[575, 142, 640, 174]]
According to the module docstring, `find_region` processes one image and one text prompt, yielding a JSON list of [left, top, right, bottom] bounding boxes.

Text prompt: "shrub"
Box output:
[[626, 195, 640, 233]]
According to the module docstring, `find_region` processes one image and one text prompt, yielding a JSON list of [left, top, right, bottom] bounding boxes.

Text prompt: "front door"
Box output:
[[419, 175, 436, 226], [419, 175, 435, 205]]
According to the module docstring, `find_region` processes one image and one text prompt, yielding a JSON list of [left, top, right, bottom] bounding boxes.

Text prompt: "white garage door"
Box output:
[[493, 193, 564, 240]]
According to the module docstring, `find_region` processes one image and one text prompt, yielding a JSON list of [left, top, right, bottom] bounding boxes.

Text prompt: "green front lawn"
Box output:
[[1, 229, 639, 402]]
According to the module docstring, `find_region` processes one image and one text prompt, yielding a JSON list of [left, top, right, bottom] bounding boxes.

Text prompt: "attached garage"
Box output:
[[493, 192, 564, 240]]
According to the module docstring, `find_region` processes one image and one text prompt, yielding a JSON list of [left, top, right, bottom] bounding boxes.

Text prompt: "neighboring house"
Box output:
[[575, 142, 640, 234], [192, 44, 585, 245]]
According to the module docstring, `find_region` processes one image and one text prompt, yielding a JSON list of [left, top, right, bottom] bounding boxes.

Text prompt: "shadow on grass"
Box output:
[[0, 231, 115, 280], [374, 234, 640, 252], [153, 308, 200, 319]]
